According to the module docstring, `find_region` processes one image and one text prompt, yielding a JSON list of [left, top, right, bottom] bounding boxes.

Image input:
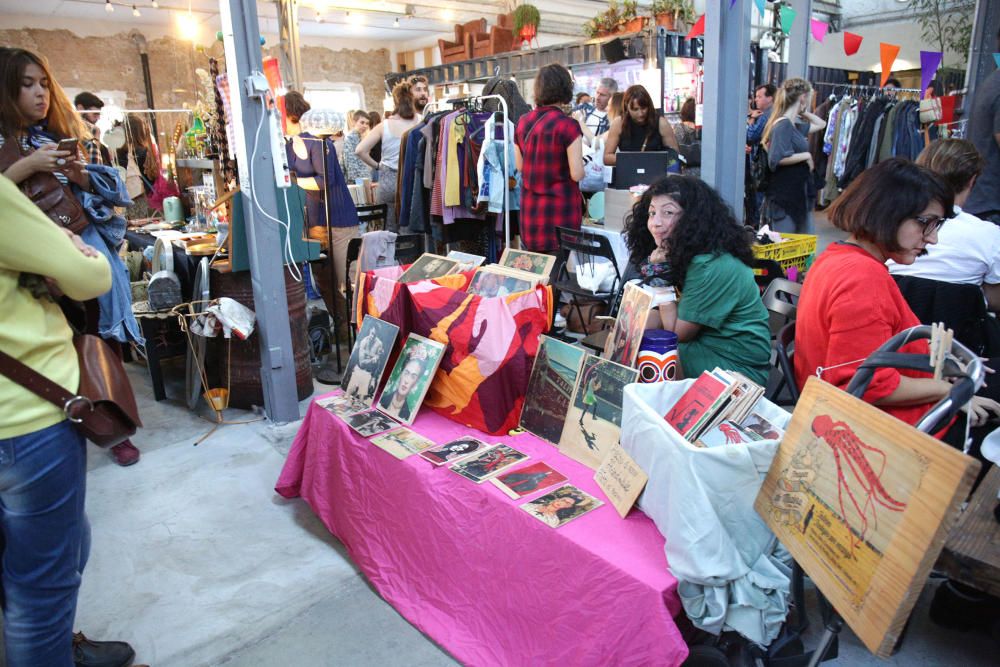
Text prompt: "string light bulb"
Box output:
[[393, 17, 399, 27], [105, 0, 114, 12], [132, 4, 141, 16]]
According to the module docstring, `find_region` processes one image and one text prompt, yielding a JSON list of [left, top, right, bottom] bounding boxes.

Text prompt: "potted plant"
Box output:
[[512, 3, 541, 45], [619, 0, 646, 34], [650, 0, 694, 32]]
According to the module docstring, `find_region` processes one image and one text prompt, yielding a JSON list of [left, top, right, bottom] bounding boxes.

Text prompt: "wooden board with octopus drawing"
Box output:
[[754, 377, 980, 658]]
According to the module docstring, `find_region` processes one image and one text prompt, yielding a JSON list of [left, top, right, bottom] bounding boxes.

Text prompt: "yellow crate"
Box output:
[[778, 252, 815, 274], [752, 234, 817, 263]]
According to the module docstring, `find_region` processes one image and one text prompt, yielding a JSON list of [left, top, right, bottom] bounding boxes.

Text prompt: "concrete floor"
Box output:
[[1, 214, 996, 666]]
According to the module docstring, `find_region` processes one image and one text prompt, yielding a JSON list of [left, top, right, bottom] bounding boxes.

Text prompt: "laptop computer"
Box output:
[[610, 151, 676, 189]]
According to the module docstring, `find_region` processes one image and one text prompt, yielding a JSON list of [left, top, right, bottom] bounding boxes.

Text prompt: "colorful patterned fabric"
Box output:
[[361, 266, 552, 434], [515, 106, 583, 253]]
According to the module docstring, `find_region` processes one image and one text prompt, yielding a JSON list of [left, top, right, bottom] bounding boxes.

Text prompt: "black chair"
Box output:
[[769, 320, 800, 405], [356, 204, 388, 233], [343, 236, 363, 349], [553, 226, 622, 336], [394, 233, 426, 265], [892, 274, 1000, 358]]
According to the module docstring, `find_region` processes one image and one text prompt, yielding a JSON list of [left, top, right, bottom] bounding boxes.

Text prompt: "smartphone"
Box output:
[[56, 138, 78, 153]]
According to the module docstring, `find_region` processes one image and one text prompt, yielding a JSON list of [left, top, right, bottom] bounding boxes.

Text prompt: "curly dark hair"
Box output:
[[624, 175, 754, 290]]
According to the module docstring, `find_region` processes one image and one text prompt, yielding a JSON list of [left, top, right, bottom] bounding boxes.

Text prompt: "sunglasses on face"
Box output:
[[914, 214, 946, 236]]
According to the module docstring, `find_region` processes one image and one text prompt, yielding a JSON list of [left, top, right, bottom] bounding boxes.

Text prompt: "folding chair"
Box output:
[[769, 320, 800, 405], [553, 226, 622, 336], [762, 277, 801, 337]]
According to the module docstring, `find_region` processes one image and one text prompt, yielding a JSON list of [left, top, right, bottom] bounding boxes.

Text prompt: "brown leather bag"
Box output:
[[0, 333, 141, 448], [0, 136, 88, 233]]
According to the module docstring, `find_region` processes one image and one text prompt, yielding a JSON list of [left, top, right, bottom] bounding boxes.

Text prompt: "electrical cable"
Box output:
[[247, 91, 302, 282]]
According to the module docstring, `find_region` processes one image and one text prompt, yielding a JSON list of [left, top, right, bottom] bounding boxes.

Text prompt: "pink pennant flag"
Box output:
[[810, 19, 828, 43]]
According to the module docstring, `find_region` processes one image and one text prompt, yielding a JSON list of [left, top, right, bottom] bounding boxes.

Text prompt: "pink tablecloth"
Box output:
[[276, 393, 689, 666]]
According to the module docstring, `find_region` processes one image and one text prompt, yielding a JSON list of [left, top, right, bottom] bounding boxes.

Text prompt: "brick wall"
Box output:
[[0, 28, 390, 114]]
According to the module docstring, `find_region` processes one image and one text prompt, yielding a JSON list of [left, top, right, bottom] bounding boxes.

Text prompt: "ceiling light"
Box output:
[[151, 0, 158, 7], [105, 0, 114, 12], [178, 11, 199, 40], [442, 9, 454, 21], [132, 4, 141, 16]]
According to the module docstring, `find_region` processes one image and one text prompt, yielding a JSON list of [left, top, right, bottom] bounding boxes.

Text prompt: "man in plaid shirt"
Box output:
[[74, 91, 110, 165]]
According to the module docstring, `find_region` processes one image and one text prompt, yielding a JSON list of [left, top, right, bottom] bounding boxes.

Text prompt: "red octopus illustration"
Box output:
[[718, 423, 745, 445], [811, 415, 907, 555]]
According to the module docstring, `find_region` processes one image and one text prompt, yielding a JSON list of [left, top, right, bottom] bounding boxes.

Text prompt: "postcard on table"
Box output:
[[369, 427, 438, 460], [345, 409, 400, 438], [316, 393, 368, 420], [376, 334, 446, 425], [520, 335, 586, 445], [559, 355, 639, 470], [340, 317, 400, 409], [449, 444, 529, 483], [520, 484, 604, 528], [397, 253, 459, 284], [498, 248, 556, 282], [418, 436, 492, 466], [491, 461, 568, 499], [602, 282, 653, 368]]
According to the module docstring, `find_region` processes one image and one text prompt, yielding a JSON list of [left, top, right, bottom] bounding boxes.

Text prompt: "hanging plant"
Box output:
[[512, 4, 541, 35]]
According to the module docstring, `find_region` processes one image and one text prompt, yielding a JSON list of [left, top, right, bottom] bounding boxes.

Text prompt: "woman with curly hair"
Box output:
[[624, 175, 771, 384]]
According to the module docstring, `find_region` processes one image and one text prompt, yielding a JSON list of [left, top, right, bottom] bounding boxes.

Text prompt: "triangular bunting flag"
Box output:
[[994, 53, 1000, 69], [879, 43, 901, 87], [810, 19, 828, 43], [730, 0, 737, 8], [844, 31, 863, 56], [754, 0, 765, 17], [779, 6, 796, 35], [687, 14, 705, 39], [920, 51, 943, 98]]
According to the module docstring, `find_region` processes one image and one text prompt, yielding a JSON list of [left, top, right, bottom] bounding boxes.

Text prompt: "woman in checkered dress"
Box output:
[[514, 64, 585, 254]]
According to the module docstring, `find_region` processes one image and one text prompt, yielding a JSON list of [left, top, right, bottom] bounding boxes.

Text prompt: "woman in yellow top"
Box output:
[[0, 174, 113, 666]]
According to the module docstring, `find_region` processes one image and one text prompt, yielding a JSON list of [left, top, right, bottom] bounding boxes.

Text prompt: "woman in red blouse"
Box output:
[[795, 158, 1000, 434], [514, 64, 584, 254]]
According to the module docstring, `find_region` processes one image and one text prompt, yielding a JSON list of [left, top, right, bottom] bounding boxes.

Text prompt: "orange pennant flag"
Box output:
[[687, 14, 705, 39], [880, 43, 901, 87]]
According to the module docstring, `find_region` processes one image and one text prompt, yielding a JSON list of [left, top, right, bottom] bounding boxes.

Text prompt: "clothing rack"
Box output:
[[424, 94, 512, 249], [812, 82, 922, 95]]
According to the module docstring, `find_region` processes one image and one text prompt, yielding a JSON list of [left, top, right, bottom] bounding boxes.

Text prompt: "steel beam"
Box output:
[[220, 0, 301, 423], [701, 0, 752, 223], [786, 0, 813, 80], [276, 0, 304, 92]]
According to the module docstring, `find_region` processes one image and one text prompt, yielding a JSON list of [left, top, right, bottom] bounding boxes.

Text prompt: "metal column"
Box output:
[[964, 0, 1000, 115], [701, 0, 753, 223], [786, 0, 813, 81], [219, 0, 300, 423], [277, 0, 304, 92]]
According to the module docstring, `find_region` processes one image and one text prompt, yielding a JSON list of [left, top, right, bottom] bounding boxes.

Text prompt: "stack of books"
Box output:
[[664, 369, 780, 447]]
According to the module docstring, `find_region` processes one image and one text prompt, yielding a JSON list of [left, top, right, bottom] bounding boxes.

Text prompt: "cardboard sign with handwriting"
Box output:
[[594, 443, 649, 518]]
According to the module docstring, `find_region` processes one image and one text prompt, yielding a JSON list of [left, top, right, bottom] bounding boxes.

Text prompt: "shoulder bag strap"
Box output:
[[0, 348, 81, 418]]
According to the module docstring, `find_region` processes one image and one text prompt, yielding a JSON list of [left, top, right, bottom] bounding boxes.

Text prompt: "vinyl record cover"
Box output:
[[376, 334, 446, 425], [491, 461, 568, 499], [397, 253, 459, 284], [369, 427, 438, 459], [419, 436, 492, 466], [520, 484, 604, 528], [559, 355, 639, 470], [345, 409, 400, 438], [449, 444, 529, 483], [519, 335, 586, 445]]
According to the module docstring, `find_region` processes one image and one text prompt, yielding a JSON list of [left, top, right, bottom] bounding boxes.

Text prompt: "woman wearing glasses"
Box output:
[[795, 158, 1000, 432]]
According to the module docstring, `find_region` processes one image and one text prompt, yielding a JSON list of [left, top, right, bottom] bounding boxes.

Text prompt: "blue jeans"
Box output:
[[0, 420, 89, 667]]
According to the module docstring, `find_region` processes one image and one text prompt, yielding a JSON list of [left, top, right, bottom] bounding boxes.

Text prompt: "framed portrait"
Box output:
[[520, 335, 586, 445], [376, 334, 446, 425], [499, 248, 556, 282], [602, 283, 653, 368], [341, 317, 399, 409], [467, 266, 537, 299], [346, 409, 400, 438], [520, 484, 604, 528], [558, 355, 639, 470], [397, 253, 459, 284], [419, 436, 492, 466]]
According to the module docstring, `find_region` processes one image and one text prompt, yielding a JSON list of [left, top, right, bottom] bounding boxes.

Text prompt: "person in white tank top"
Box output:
[[356, 82, 422, 231]]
